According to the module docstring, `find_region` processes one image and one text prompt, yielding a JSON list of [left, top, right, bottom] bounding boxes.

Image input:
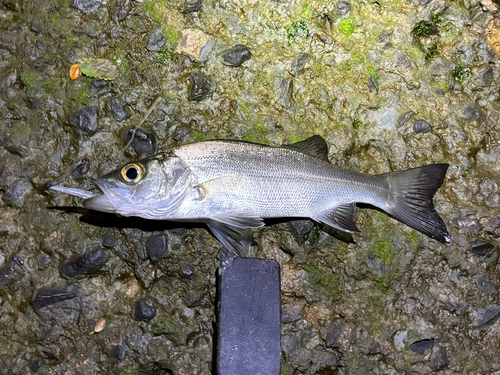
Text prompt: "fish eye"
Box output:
[[121, 163, 144, 184]]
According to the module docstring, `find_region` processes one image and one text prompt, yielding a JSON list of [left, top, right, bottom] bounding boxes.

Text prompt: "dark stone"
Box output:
[[469, 239, 495, 257], [71, 158, 90, 178], [335, 1, 351, 16], [126, 128, 156, 155], [290, 53, 311, 76], [221, 44, 252, 67], [430, 346, 449, 372], [472, 305, 500, 328], [172, 127, 191, 141], [288, 220, 314, 245], [453, 218, 480, 232], [281, 305, 302, 323], [89, 78, 107, 94], [146, 234, 168, 263], [103, 235, 115, 248], [378, 30, 389, 42], [2, 179, 32, 207], [32, 284, 78, 310], [409, 338, 435, 354], [26, 96, 40, 109], [181, 0, 202, 13], [37, 255, 50, 270], [477, 277, 495, 293], [146, 28, 166, 52], [325, 321, 342, 348], [72, 0, 103, 13], [108, 97, 129, 121], [461, 105, 482, 120], [476, 66, 493, 86], [425, 311, 437, 325], [69, 106, 98, 134], [181, 264, 195, 278], [0, 259, 20, 288], [109, 344, 128, 361], [368, 341, 381, 355], [319, 34, 333, 44], [188, 72, 214, 101], [29, 360, 42, 373], [274, 77, 292, 107], [420, 0, 433, 5], [184, 290, 203, 307], [397, 111, 415, 128], [31, 23, 42, 35], [368, 75, 378, 93], [413, 119, 432, 133], [133, 298, 156, 321], [60, 248, 108, 278], [114, 0, 132, 21]]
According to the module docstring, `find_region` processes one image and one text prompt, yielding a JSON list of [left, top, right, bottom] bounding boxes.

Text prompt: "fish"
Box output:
[[53, 136, 450, 256]]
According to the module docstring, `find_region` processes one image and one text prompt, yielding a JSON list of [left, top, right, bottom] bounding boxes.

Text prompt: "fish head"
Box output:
[[84, 153, 191, 219]]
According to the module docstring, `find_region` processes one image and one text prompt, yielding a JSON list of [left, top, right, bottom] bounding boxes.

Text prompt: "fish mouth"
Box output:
[[83, 178, 122, 213]]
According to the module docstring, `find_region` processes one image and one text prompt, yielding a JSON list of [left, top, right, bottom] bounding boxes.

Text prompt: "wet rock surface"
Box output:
[[221, 44, 252, 67], [1, 0, 500, 373], [60, 247, 108, 278]]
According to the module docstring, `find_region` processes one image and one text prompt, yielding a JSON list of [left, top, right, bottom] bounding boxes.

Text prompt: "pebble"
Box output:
[[469, 239, 495, 257], [397, 111, 415, 128], [71, 158, 90, 178], [60, 247, 108, 278], [368, 75, 378, 93], [453, 218, 480, 232], [430, 346, 449, 372], [181, 264, 195, 278], [114, 0, 132, 21], [146, 234, 168, 263], [290, 52, 311, 76], [176, 29, 215, 62], [420, 0, 433, 5], [0, 258, 20, 288], [472, 305, 500, 328], [413, 119, 432, 133], [94, 317, 106, 333], [477, 277, 495, 293], [335, 1, 351, 16], [274, 77, 292, 107], [461, 105, 482, 120], [476, 66, 493, 86], [172, 127, 191, 141], [109, 344, 128, 361], [72, 0, 103, 13], [103, 235, 115, 248], [26, 96, 40, 109], [32, 284, 78, 310], [2, 179, 32, 208], [373, 106, 398, 130], [282, 305, 302, 323], [221, 44, 252, 67], [37, 255, 50, 270], [126, 128, 156, 155], [89, 78, 108, 95], [69, 106, 98, 134], [188, 72, 214, 101], [146, 28, 166, 52], [108, 97, 129, 121], [29, 360, 43, 373], [184, 290, 203, 307], [288, 220, 314, 245], [409, 338, 435, 354], [181, 0, 202, 13], [325, 321, 342, 348], [133, 298, 156, 321]]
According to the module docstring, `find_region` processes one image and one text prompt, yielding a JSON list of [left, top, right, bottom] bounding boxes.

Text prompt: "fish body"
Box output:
[[81, 136, 450, 255]]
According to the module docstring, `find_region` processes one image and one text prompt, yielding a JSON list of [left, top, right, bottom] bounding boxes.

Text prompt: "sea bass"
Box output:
[[55, 136, 450, 255]]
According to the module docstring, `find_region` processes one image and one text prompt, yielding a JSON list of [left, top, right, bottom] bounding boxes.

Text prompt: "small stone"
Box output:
[[413, 119, 432, 133], [69, 106, 98, 134], [60, 247, 108, 278], [476, 66, 493, 86], [37, 255, 50, 270], [172, 127, 191, 141], [274, 77, 292, 108], [133, 298, 156, 321], [477, 277, 495, 293], [378, 30, 389, 42], [32, 284, 78, 310], [282, 305, 302, 323], [430, 346, 449, 372], [0, 259, 20, 288], [72, 0, 103, 13], [126, 128, 156, 155], [288, 220, 314, 245], [221, 44, 252, 67], [397, 111, 415, 128], [420, 0, 433, 5], [109, 344, 127, 361], [335, 1, 351, 17], [184, 290, 203, 307], [373, 106, 398, 130], [31, 23, 42, 35], [472, 305, 500, 328], [2, 179, 32, 207], [188, 72, 214, 101], [103, 235, 115, 248], [461, 105, 482, 120], [114, 0, 132, 21], [89, 78, 107, 95], [409, 338, 435, 354], [176, 29, 215, 62], [368, 75, 378, 93], [146, 234, 168, 263], [71, 158, 90, 178], [146, 28, 166, 52], [29, 360, 43, 373], [290, 53, 311, 76], [469, 239, 495, 256], [181, 0, 202, 13], [108, 97, 129, 121], [181, 264, 195, 278], [325, 321, 342, 348], [319, 35, 333, 44], [26, 96, 40, 109], [453, 218, 480, 232]]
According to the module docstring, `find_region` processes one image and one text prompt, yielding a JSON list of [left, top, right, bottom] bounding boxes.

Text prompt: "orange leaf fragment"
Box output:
[[70, 63, 82, 80]]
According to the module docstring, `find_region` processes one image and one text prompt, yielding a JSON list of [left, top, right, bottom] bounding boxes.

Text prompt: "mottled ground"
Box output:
[[1, 0, 500, 373]]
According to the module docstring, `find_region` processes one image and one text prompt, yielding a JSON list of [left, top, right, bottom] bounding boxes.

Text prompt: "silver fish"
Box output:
[[73, 136, 449, 255]]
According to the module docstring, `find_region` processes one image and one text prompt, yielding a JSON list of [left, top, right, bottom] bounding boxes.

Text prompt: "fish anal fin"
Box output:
[[317, 203, 359, 233], [207, 221, 253, 258], [283, 135, 330, 162]]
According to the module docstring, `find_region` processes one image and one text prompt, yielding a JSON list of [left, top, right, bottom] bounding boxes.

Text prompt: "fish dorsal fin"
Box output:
[[283, 135, 330, 162], [316, 203, 359, 233]]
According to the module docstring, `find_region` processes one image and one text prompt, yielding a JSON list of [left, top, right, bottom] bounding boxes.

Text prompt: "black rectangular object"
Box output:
[[216, 257, 281, 375]]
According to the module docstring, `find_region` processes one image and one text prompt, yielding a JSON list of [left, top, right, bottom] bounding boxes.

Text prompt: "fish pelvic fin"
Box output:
[[316, 202, 359, 233], [382, 164, 450, 243], [207, 222, 254, 258]]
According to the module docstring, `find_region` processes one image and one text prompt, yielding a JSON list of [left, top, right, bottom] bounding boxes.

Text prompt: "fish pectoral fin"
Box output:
[[316, 203, 360, 233], [282, 135, 330, 163], [206, 221, 254, 258]]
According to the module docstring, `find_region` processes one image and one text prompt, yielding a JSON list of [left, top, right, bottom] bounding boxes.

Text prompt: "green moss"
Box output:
[[431, 13, 443, 26], [411, 20, 438, 37], [404, 230, 419, 248], [21, 70, 42, 89], [352, 119, 361, 129], [304, 260, 339, 298], [352, 50, 365, 63], [373, 276, 391, 293], [66, 79, 90, 107], [281, 363, 294, 375], [452, 65, 472, 83], [152, 315, 184, 345], [339, 18, 355, 36], [372, 240, 393, 265], [243, 124, 269, 144], [425, 43, 439, 60], [367, 65, 379, 80], [191, 131, 209, 142], [301, 4, 311, 19], [165, 26, 182, 45], [157, 49, 174, 65], [286, 20, 312, 42], [304, 225, 321, 244]]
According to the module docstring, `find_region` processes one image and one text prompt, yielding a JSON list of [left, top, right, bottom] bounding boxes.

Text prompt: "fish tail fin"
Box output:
[[381, 164, 450, 243]]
